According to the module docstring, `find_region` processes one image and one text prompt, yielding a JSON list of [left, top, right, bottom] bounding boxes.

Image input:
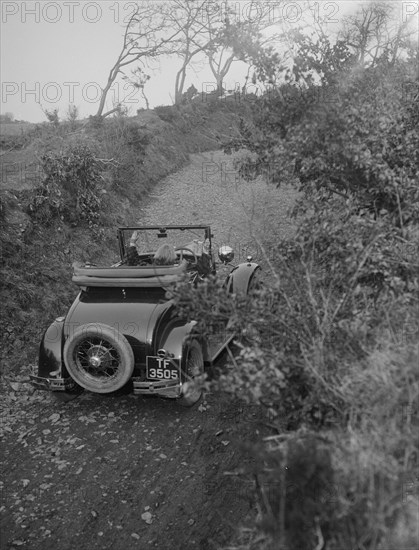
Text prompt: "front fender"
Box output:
[[226, 262, 261, 294]]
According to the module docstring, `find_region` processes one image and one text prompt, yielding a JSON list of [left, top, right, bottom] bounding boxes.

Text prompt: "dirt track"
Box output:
[[0, 150, 297, 549]]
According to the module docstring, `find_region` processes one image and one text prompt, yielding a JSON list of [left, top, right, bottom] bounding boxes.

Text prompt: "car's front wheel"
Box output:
[[178, 340, 204, 407], [63, 323, 134, 394]]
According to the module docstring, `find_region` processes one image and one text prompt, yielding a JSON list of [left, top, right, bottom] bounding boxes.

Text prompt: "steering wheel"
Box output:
[[175, 247, 198, 266]]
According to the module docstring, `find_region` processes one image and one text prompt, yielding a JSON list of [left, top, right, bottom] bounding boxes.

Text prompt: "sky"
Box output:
[[1, 1, 417, 122]]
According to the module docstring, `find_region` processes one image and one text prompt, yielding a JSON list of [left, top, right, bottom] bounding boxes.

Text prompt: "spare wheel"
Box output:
[[63, 323, 134, 393]]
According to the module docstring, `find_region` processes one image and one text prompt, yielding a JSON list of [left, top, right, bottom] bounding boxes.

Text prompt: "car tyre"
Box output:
[[178, 340, 204, 407], [63, 323, 134, 394]]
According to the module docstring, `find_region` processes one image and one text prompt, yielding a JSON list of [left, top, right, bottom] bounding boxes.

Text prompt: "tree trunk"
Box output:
[[142, 89, 150, 110], [175, 64, 188, 104]]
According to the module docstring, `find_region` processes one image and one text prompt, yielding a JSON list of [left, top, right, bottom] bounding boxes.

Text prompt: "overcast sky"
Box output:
[[1, 1, 416, 122]]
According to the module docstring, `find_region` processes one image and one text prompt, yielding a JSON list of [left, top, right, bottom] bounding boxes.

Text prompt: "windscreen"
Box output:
[[119, 226, 211, 259]]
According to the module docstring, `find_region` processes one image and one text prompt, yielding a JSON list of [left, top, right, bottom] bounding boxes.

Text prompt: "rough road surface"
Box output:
[[0, 151, 297, 550]]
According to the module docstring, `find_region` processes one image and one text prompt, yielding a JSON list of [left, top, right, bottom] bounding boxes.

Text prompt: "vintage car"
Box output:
[[30, 225, 261, 406]]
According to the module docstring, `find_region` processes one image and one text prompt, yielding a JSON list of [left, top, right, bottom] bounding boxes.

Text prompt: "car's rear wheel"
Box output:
[[63, 323, 134, 394], [178, 340, 204, 407]]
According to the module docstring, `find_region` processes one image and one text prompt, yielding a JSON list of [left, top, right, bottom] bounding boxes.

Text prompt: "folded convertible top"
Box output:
[[72, 260, 187, 287]]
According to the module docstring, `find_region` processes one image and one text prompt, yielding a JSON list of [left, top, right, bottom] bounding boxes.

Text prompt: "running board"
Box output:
[[208, 333, 235, 363]]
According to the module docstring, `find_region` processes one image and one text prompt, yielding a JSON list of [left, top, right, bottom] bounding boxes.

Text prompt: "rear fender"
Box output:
[[37, 317, 67, 378], [226, 262, 261, 294], [157, 320, 208, 372]]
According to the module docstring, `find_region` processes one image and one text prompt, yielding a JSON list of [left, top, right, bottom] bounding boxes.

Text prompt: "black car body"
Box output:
[[30, 225, 260, 405]]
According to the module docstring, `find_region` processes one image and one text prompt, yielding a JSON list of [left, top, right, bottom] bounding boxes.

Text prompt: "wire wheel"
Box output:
[[64, 323, 134, 393], [76, 340, 119, 376], [178, 340, 204, 407]]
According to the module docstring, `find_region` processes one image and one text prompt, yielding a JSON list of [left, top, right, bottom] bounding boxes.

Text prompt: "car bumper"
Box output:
[[29, 372, 182, 398], [132, 377, 181, 399], [29, 374, 78, 392]]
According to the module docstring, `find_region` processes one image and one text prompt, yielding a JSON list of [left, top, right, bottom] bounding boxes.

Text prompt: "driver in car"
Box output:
[[153, 244, 177, 265]]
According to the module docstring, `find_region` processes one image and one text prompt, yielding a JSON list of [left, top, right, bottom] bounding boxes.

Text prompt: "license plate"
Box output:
[[146, 356, 179, 380]]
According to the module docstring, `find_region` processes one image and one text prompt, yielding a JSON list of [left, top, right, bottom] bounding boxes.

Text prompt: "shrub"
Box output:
[[245, 432, 336, 549], [93, 117, 151, 197], [27, 144, 104, 228], [0, 132, 31, 151], [227, 58, 419, 229], [154, 105, 181, 124]]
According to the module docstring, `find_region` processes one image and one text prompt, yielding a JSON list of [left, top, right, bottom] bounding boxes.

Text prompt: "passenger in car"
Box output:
[[125, 244, 141, 266], [153, 244, 177, 265]]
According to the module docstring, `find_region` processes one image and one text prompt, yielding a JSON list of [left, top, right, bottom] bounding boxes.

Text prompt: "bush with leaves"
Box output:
[[170, 274, 326, 427], [0, 130, 32, 151], [228, 47, 419, 227], [92, 117, 151, 197], [28, 144, 104, 227], [154, 105, 182, 124]]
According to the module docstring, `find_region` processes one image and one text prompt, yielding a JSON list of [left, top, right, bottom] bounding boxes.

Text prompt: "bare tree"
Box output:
[[340, 1, 417, 67], [204, 7, 241, 93], [123, 67, 151, 110], [207, 46, 235, 93], [162, 0, 219, 104], [205, 0, 277, 92], [166, 0, 280, 102], [95, 2, 181, 118]]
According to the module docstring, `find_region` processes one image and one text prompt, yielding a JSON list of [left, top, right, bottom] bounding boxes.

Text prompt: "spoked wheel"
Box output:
[[178, 340, 204, 407], [63, 323, 134, 394]]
